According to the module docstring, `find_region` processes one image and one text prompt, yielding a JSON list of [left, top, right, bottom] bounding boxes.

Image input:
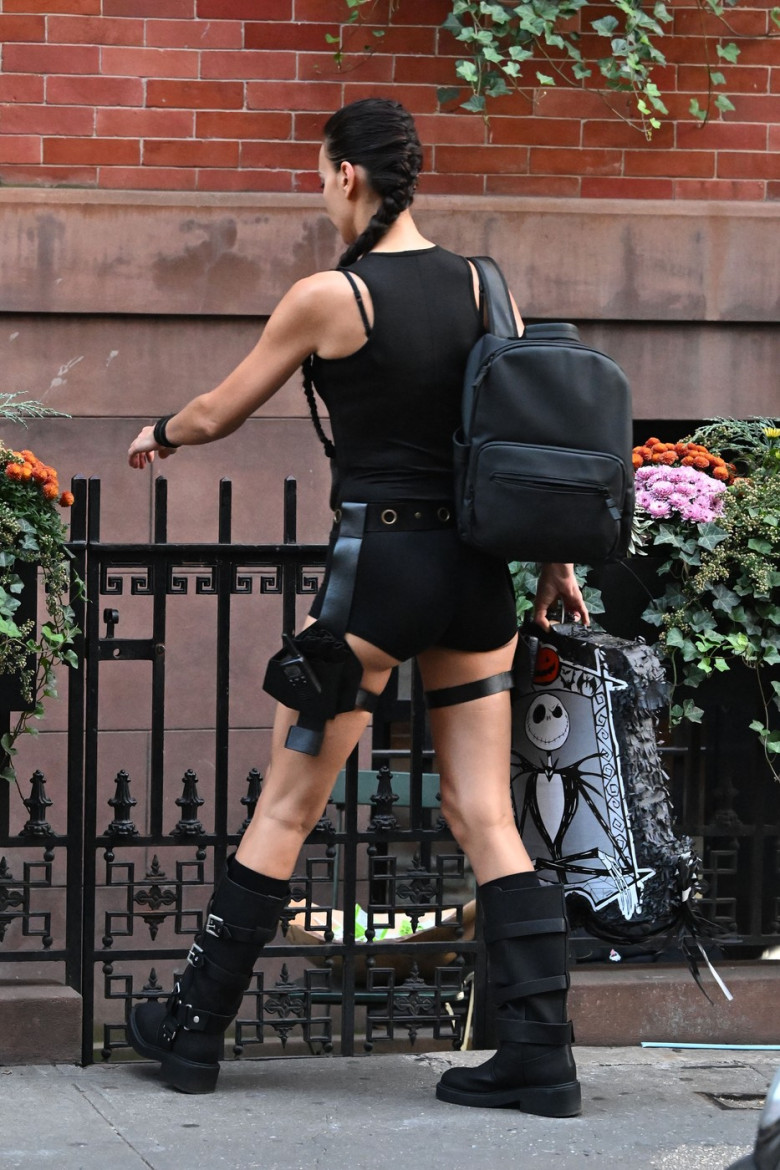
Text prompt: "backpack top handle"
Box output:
[[469, 255, 518, 341]]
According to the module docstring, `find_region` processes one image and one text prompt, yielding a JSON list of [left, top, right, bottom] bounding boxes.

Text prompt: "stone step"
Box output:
[[570, 962, 780, 1046], [0, 980, 82, 1065], [1, 963, 776, 1065]]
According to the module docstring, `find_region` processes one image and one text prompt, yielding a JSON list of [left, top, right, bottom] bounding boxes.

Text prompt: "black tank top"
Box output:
[[310, 246, 482, 503]]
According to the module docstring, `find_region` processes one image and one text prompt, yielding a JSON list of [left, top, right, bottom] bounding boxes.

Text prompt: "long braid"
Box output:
[[302, 99, 423, 474], [302, 355, 335, 460]]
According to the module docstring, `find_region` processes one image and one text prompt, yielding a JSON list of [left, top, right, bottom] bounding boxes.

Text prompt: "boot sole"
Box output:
[[128, 1007, 220, 1095], [435, 1079, 582, 1118]]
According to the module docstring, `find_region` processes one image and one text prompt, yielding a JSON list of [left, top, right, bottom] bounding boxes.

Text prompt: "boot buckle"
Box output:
[[205, 913, 224, 939], [165, 979, 182, 1012], [161, 1018, 179, 1046], [186, 942, 204, 969]]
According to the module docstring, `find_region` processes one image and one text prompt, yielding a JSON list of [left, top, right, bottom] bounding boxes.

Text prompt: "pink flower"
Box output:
[[634, 464, 726, 525]]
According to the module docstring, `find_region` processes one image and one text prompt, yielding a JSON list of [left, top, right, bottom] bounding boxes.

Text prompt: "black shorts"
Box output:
[[309, 525, 517, 662]]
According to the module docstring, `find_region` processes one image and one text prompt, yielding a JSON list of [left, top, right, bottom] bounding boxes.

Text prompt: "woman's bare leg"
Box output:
[[416, 636, 533, 884], [236, 631, 400, 879]]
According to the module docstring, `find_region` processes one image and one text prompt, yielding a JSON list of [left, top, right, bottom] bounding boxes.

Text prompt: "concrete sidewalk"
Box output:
[[2, 1047, 776, 1170]]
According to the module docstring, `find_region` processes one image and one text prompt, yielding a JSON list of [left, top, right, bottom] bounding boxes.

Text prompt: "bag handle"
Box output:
[[469, 255, 518, 340]]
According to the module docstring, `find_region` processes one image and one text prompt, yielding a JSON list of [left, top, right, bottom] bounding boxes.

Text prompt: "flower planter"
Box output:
[[0, 560, 38, 713]]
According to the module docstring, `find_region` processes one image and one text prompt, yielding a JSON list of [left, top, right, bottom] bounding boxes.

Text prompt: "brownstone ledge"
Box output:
[[0, 980, 82, 1066], [570, 962, 780, 1047]]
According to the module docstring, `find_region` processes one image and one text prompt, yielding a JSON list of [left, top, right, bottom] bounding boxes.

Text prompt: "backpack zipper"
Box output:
[[490, 472, 622, 520]]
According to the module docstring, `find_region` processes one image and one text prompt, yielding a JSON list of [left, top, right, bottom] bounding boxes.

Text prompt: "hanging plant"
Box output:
[[332, 0, 780, 137]]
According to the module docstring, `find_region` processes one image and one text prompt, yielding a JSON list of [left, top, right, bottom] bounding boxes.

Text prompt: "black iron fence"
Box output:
[[1, 476, 778, 1065]]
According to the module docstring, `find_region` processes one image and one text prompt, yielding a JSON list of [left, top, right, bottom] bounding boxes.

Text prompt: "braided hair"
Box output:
[[322, 98, 423, 267], [303, 99, 423, 475]]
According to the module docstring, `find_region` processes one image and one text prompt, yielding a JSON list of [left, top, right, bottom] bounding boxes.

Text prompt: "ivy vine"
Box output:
[[332, 0, 780, 137]]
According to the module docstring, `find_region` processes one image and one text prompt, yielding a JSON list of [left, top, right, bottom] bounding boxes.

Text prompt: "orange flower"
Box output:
[[693, 456, 710, 469], [59, 491, 74, 507], [659, 451, 677, 464], [5, 462, 23, 480], [712, 466, 729, 481], [632, 452, 643, 469], [42, 483, 59, 501]]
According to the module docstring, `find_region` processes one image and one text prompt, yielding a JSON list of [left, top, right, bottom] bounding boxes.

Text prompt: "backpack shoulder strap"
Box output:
[[469, 255, 518, 340]]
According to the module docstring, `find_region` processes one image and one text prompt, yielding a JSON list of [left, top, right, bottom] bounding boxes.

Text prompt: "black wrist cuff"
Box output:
[[153, 415, 180, 449]]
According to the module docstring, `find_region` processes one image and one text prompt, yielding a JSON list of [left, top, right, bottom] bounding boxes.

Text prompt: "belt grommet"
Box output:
[[438, 507, 451, 522], [333, 508, 342, 523], [381, 508, 398, 526], [414, 511, 422, 520]]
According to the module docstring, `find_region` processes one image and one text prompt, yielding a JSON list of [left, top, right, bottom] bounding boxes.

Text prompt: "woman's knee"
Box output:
[[439, 788, 517, 847]]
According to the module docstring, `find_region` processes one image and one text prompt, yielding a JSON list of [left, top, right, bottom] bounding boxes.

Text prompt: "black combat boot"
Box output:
[[128, 856, 287, 1093], [436, 875, 581, 1118]]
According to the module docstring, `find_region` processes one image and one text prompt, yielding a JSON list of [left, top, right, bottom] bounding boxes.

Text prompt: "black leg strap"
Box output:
[[493, 974, 569, 1005], [317, 502, 367, 636], [484, 916, 568, 945], [425, 671, 514, 710], [204, 913, 277, 946], [496, 1018, 574, 1045], [284, 686, 383, 756]]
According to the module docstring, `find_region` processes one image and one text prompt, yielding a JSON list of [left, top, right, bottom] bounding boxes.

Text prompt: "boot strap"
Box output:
[[494, 973, 569, 1005], [497, 1018, 574, 1045], [484, 916, 568, 944], [204, 913, 276, 946], [186, 943, 253, 991], [167, 996, 236, 1036]]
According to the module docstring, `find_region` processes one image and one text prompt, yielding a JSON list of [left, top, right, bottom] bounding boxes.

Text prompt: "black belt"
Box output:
[[333, 499, 455, 532]]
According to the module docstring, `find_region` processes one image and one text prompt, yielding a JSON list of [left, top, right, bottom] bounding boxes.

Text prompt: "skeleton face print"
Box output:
[[525, 693, 570, 752]]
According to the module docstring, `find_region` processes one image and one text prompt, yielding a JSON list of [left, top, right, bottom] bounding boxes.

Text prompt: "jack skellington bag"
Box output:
[[511, 623, 731, 998]]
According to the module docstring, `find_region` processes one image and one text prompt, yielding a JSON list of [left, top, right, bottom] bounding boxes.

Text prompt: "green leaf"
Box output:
[[716, 42, 740, 64], [676, 699, 704, 724], [536, 72, 555, 86], [485, 75, 511, 97], [482, 46, 504, 64], [709, 70, 726, 87], [456, 58, 480, 84], [689, 98, 707, 121], [437, 86, 462, 105], [772, 7, 780, 31], [592, 15, 619, 35], [714, 94, 736, 114], [480, 2, 510, 21], [460, 93, 487, 113]]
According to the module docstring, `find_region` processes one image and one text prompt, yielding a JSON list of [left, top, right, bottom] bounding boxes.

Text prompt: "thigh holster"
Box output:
[[263, 502, 382, 756]]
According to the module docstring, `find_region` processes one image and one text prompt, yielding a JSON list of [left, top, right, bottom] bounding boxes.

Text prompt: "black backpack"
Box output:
[[454, 257, 634, 565]]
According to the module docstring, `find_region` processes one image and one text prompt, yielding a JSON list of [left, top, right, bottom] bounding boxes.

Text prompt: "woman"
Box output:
[[127, 98, 587, 1116]]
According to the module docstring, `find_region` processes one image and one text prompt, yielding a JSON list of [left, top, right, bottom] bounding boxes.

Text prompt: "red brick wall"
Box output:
[[0, 0, 777, 199]]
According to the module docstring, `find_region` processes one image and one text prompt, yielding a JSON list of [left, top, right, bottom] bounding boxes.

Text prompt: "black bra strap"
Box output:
[[339, 268, 372, 338]]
